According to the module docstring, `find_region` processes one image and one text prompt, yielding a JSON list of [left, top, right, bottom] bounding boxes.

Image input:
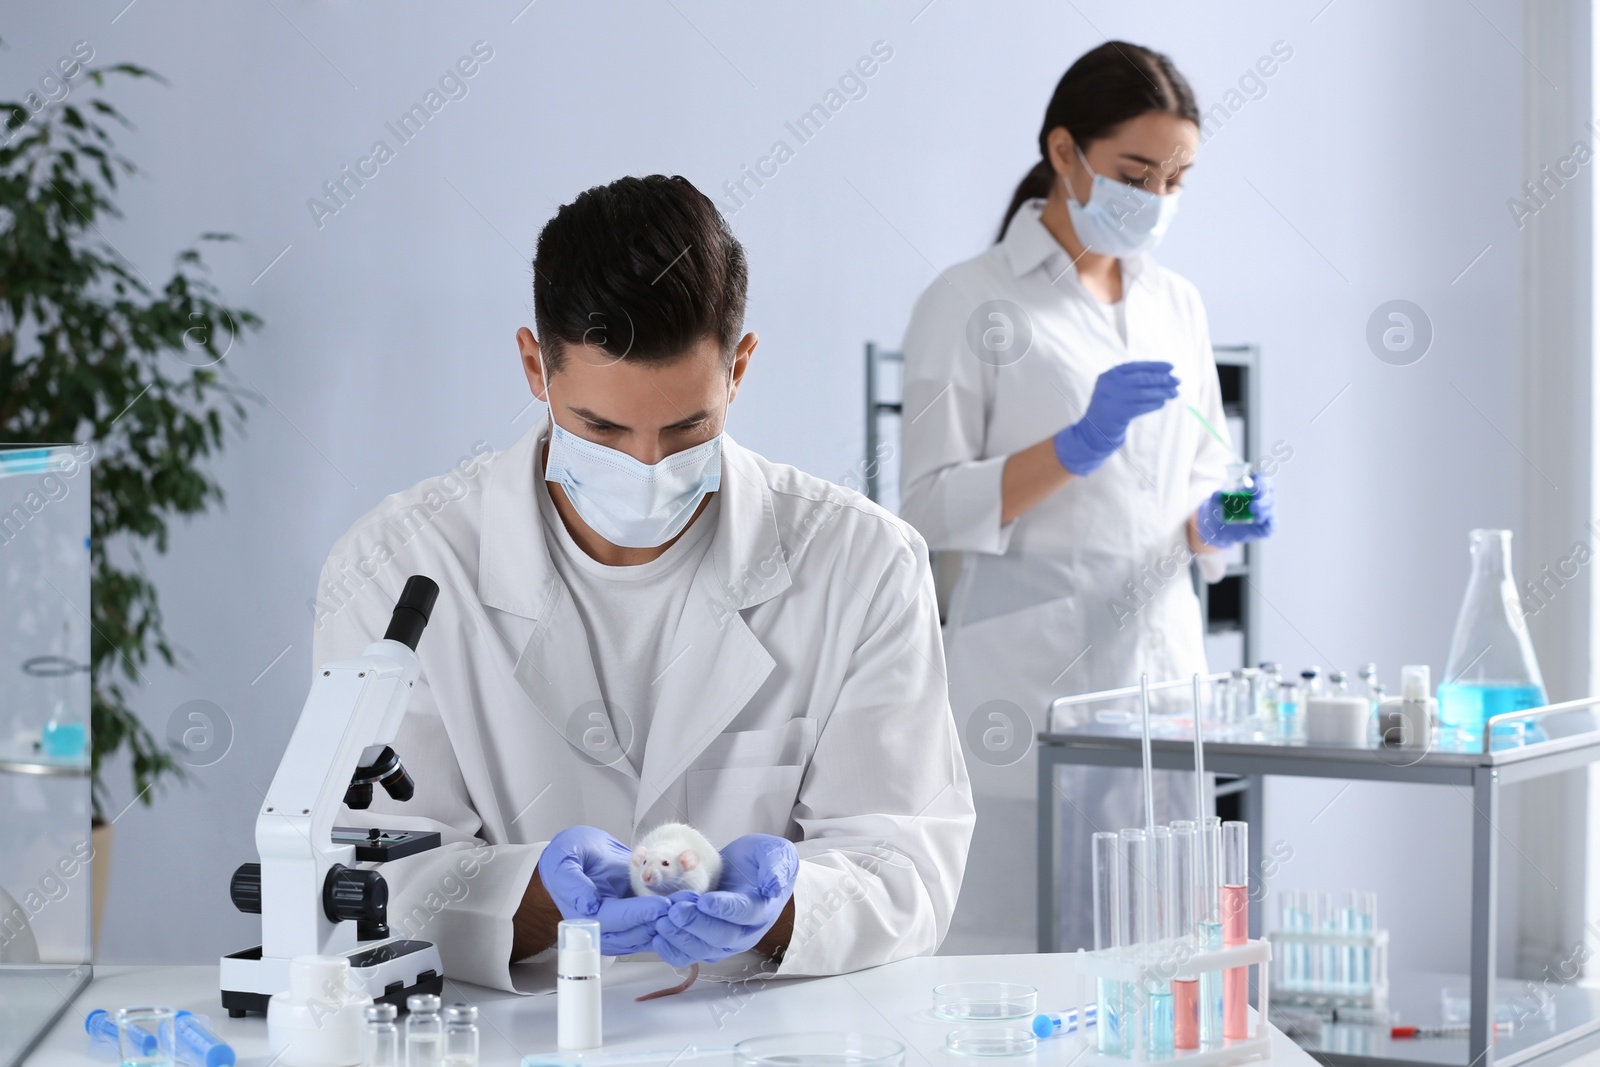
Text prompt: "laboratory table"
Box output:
[[1036, 709, 1600, 1067], [24, 954, 1317, 1066]]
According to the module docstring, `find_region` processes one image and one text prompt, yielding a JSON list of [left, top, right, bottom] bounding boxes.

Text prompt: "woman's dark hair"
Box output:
[[997, 41, 1198, 241], [534, 174, 748, 370]]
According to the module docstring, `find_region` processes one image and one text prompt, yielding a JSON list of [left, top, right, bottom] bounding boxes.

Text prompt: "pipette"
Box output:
[[1186, 403, 1242, 461]]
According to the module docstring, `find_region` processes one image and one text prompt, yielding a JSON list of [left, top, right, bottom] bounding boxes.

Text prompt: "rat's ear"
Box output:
[[678, 850, 698, 872], [632, 847, 647, 865]]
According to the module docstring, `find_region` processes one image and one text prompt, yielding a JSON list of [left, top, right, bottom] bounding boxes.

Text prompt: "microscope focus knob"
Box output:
[[230, 863, 262, 914], [323, 864, 390, 941]]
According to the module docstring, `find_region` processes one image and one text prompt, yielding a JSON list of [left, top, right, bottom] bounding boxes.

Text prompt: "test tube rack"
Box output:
[[1074, 939, 1275, 1067], [1264, 928, 1389, 1011]]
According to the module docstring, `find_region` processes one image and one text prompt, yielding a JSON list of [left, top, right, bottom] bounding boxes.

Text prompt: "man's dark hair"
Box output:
[[533, 174, 748, 370]]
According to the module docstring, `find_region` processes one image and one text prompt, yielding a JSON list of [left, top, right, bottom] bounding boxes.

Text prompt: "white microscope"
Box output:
[[220, 575, 446, 1016]]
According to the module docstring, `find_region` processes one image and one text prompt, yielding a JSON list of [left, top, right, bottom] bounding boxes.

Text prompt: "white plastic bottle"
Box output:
[[557, 919, 602, 1050]]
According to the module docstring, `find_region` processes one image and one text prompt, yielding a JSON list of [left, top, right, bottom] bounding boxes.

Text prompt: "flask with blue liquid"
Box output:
[[1438, 529, 1547, 745]]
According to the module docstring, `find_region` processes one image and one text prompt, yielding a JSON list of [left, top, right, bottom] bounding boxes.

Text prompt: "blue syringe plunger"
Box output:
[[1032, 1004, 1098, 1039]]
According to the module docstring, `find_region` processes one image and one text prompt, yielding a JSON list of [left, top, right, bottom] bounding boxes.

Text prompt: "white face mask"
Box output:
[[1065, 144, 1181, 257], [541, 357, 727, 549]]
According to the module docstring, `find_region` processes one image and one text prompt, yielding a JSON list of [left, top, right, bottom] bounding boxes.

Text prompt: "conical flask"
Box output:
[[1438, 529, 1547, 737]]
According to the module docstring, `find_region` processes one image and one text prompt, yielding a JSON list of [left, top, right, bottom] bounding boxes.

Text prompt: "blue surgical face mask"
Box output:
[[541, 360, 727, 549], [1065, 144, 1180, 258]]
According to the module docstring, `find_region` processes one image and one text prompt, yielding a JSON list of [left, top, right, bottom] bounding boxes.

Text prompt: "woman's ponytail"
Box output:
[[996, 160, 1057, 243]]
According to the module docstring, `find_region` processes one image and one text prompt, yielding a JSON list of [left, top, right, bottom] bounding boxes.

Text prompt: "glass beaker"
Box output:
[[1220, 463, 1255, 523], [1438, 529, 1547, 740]]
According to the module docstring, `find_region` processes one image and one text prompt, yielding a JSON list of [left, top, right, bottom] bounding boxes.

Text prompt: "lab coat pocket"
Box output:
[[687, 764, 804, 846]]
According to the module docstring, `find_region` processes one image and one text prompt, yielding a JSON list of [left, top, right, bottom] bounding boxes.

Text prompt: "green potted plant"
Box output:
[[0, 56, 261, 948]]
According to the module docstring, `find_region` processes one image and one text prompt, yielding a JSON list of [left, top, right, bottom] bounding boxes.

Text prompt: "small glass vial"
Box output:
[[1299, 667, 1323, 701], [1254, 662, 1281, 728], [443, 1004, 479, 1067], [406, 994, 444, 1067], [364, 1002, 400, 1067], [1328, 670, 1348, 696], [1277, 680, 1303, 740]]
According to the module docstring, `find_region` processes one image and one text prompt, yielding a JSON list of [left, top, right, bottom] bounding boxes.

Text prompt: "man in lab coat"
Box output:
[[310, 174, 975, 991]]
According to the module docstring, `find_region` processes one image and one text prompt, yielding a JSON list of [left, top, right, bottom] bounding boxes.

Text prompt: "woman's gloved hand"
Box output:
[[650, 834, 799, 967], [538, 825, 671, 955], [1053, 361, 1180, 476], [1196, 478, 1276, 548]]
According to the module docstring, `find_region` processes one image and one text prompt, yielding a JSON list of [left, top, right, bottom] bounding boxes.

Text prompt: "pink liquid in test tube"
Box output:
[[1221, 821, 1250, 1041], [1173, 979, 1199, 1048]]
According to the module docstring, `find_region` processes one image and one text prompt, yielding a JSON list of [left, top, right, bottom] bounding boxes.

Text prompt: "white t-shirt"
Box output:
[[535, 465, 718, 774]]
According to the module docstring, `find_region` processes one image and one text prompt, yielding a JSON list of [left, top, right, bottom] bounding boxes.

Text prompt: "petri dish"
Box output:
[[735, 1033, 905, 1067], [932, 983, 1037, 1021], [945, 1028, 1037, 1058]]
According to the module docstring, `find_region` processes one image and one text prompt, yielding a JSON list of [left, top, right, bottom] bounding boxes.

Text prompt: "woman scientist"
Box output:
[[899, 41, 1275, 955]]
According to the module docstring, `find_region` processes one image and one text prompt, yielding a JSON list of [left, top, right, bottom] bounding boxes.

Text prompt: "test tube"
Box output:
[[1146, 826, 1175, 1056], [1121, 828, 1150, 1058], [1198, 816, 1224, 1045], [1360, 891, 1377, 992], [1092, 831, 1124, 1056], [1222, 821, 1249, 1040], [1281, 889, 1308, 991], [1169, 821, 1200, 1049], [1337, 890, 1358, 991]]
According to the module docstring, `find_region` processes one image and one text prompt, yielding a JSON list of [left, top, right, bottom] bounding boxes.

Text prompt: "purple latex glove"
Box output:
[[651, 834, 799, 967], [1053, 361, 1180, 476], [1196, 478, 1276, 548], [537, 825, 671, 955]]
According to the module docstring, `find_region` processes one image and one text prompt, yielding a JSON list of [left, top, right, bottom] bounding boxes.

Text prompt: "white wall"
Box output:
[[1, 0, 1549, 975]]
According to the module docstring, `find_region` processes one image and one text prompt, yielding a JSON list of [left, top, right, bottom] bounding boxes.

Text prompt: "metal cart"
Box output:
[[1036, 683, 1600, 1067]]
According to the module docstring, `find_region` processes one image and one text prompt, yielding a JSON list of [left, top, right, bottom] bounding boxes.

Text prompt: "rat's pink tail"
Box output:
[[635, 963, 700, 1002]]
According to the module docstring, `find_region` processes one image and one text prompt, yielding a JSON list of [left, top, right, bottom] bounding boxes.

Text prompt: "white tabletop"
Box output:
[[29, 954, 1316, 1067]]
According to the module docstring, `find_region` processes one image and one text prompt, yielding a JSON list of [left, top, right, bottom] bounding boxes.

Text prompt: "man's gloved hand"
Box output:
[[538, 825, 671, 955], [1053, 361, 1180, 477], [650, 834, 799, 967], [1196, 478, 1276, 548]]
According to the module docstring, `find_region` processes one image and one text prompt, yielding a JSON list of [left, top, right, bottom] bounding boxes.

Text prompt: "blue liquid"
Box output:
[[1276, 699, 1302, 740], [1437, 683, 1544, 740], [1098, 977, 1125, 1055], [41, 721, 86, 758], [1147, 986, 1175, 1057], [1198, 921, 1224, 1045]]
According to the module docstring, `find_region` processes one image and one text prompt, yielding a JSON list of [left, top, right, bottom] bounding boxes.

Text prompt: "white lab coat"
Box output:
[[899, 200, 1231, 955], [309, 417, 975, 991]]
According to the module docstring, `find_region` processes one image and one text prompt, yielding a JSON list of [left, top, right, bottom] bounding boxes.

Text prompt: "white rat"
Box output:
[[629, 822, 723, 1001], [629, 822, 723, 897]]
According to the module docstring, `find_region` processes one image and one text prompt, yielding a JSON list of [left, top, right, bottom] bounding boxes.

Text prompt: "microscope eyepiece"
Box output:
[[382, 574, 440, 651]]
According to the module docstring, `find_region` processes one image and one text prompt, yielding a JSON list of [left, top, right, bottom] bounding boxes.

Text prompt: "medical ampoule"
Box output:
[[1092, 831, 1125, 1056], [363, 1003, 400, 1067], [405, 994, 443, 1067], [1169, 821, 1200, 1050], [1300, 667, 1324, 700], [1120, 829, 1151, 1059], [1221, 822, 1250, 1040], [1197, 817, 1224, 1045], [1145, 826, 1175, 1057], [443, 1004, 479, 1067], [1329, 670, 1349, 696]]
